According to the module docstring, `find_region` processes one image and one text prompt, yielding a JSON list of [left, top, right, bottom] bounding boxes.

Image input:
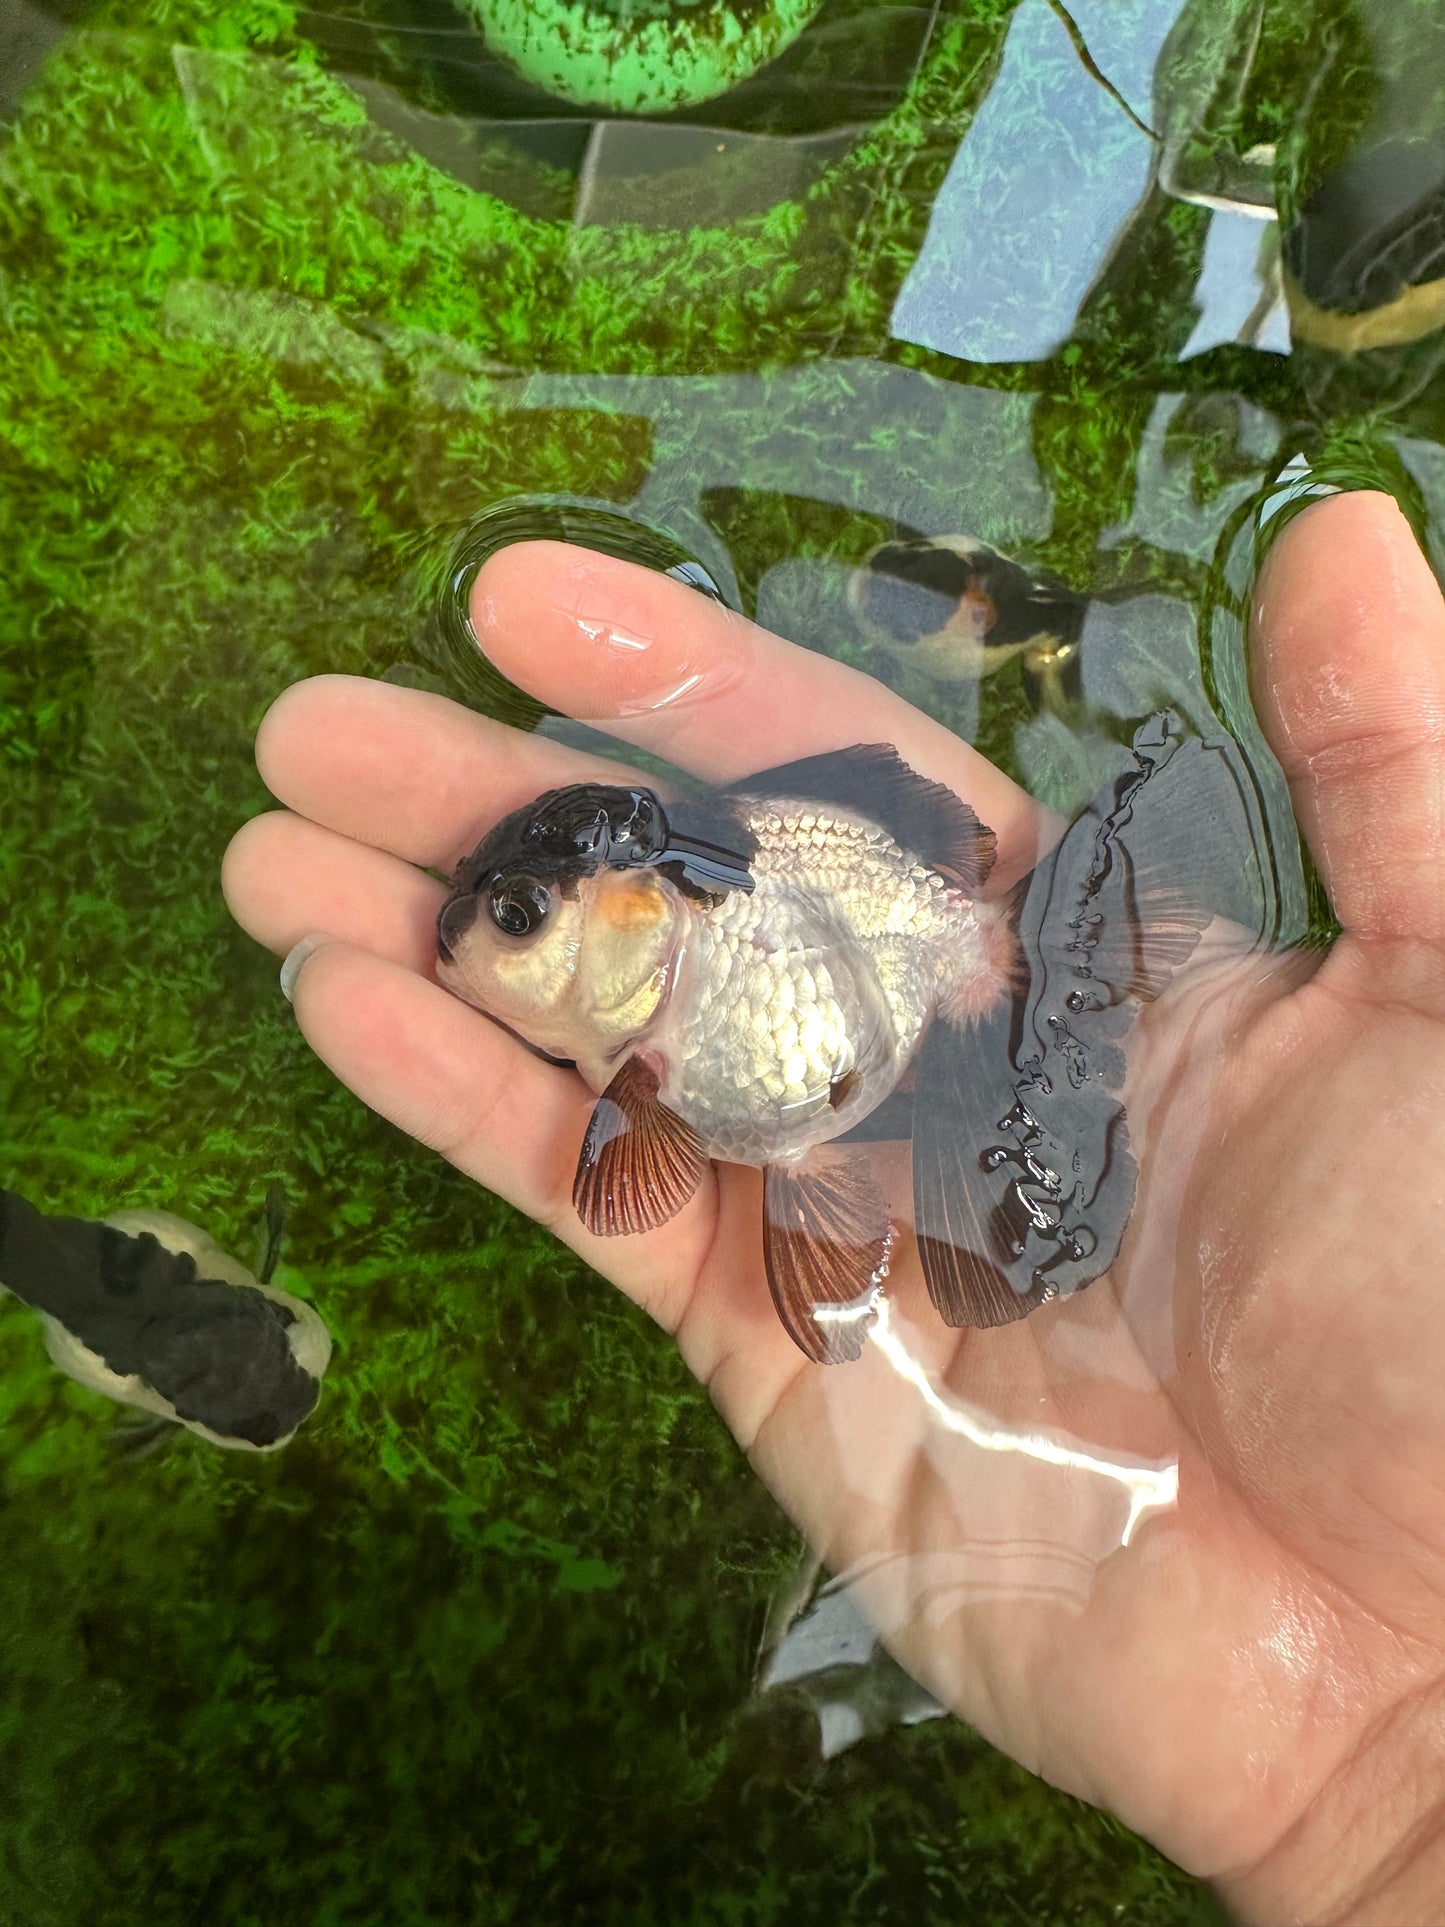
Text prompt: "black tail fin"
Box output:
[[913, 712, 1269, 1329]]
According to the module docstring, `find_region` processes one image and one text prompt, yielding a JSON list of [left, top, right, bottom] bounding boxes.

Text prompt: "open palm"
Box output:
[[224, 493, 1445, 1925]]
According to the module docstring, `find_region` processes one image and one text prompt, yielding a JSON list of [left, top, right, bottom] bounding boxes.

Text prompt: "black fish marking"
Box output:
[[857, 539, 986, 645], [456, 783, 670, 892], [574, 1056, 708, 1237], [1282, 136, 1445, 317], [657, 793, 762, 902], [0, 1190, 320, 1445], [450, 782, 757, 912], [725, 743, 997, 895], [914, 713, 1254, 1327], [763, 1154, 894, 1366], [258, 1182, 288, 1286]]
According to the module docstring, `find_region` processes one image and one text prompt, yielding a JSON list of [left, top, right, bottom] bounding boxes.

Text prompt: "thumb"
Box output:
[[1251, 490, 1445, 946]]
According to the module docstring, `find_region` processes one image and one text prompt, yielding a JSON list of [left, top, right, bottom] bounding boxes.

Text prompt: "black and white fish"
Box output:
[[436, 714, 1255, 1363], [0, 1189, 331, 1449], [850, 533, 1087, 709]]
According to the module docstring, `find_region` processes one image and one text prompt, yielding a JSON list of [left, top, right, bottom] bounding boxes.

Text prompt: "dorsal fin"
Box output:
[[725, 744, 997, 895]]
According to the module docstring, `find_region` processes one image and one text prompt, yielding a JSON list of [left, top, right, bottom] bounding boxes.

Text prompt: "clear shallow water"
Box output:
[[2, 1, 1444, 1920]]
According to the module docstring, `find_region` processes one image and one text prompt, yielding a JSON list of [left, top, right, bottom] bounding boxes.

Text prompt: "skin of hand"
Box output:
[[223, 491, 1445, 1926]]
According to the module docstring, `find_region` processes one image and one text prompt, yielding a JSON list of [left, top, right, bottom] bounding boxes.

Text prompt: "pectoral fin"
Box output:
[[763, 1154, 895, 1365], [573, 1056, 708, 1237]]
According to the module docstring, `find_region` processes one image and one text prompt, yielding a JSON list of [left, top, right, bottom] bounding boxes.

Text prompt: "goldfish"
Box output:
[[850, 533, 1086, 710], [436, 714, 1248, 1362], [0, 1187, 331, 1449]]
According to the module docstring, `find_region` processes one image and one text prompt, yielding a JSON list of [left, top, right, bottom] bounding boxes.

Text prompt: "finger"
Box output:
[[470, 542, 1052, 885], [255, 675, 650, 871], [283, 937, 714, 1334], [1251, 491, 1445, 944], [222, 811, 445, 975]]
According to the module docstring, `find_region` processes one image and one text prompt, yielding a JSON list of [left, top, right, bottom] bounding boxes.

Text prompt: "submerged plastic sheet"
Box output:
[[891, 0, 1188, 362]]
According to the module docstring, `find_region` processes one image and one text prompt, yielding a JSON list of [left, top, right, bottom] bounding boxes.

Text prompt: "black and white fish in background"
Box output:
[[0, 1187, 331, 1449], [849, 532, 1088, 712], [436, 713, 1260, 1363]]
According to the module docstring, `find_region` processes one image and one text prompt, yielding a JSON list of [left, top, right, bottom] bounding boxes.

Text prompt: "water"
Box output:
[[3, 0, 1445, 1920]]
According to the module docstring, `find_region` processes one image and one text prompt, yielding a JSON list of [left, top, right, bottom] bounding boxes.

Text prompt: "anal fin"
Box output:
[[763, 1154, 895, 1365], [574, 1056, 708, 1238]]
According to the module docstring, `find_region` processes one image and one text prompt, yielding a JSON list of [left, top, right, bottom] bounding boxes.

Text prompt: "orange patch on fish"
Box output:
[[596, 873, 669, 933], [948, 585, 997, 643]]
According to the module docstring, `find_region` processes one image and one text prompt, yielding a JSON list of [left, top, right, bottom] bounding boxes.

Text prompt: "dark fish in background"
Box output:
[[0, 1189, 331, 1450], [850, 533, 1088, 711], [435, 712, 1258, 1363], [1282, 136, 1445, 352]]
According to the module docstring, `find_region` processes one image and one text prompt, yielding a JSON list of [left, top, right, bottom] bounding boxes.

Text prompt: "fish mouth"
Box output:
[[436, 886, 479, 968]]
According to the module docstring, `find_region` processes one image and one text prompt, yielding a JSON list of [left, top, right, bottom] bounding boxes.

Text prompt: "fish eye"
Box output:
[[488, 876, 552, 938]]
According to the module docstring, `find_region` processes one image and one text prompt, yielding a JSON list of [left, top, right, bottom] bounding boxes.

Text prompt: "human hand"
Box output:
[[223, 492, 1445, 1925]]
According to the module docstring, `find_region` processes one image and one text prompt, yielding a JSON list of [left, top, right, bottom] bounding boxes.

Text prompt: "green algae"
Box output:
[[0, 0, 1438, 1920]]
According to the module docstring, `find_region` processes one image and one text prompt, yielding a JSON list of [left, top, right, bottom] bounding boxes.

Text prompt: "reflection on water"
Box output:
[[514, 362, 1050, 577], [1103, 391, 1279, 563], [892, 0, 1181, 363], [300, 0, 941, 133], [868, 1299, 1179, 1552], [758, 1547, 947, 1759], [1, 0, 1444, 1920], [1179, 208, 1289, 357]]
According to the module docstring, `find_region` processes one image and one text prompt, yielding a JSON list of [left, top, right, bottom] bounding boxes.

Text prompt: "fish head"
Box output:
[[850, 535, 1009, 684], [436, 782, 690, 1071]]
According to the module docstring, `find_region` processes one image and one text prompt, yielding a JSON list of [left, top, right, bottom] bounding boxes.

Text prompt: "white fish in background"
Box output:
[[0, 1188, 330, 1450], [850, 533, 1087, 710]]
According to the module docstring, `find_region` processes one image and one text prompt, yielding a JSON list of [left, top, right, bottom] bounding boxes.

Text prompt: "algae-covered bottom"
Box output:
[[454, 0, 828, 113], [1, 0, 1440, 1919]]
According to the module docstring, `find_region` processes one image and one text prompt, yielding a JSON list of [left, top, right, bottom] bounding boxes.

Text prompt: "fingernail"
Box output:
[[280, 933, 333, 1004]]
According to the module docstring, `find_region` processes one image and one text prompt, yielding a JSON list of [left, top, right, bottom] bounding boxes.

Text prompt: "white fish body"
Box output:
[[653, 798, 1012, 1165], [436, 742, 1012, 1361]]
